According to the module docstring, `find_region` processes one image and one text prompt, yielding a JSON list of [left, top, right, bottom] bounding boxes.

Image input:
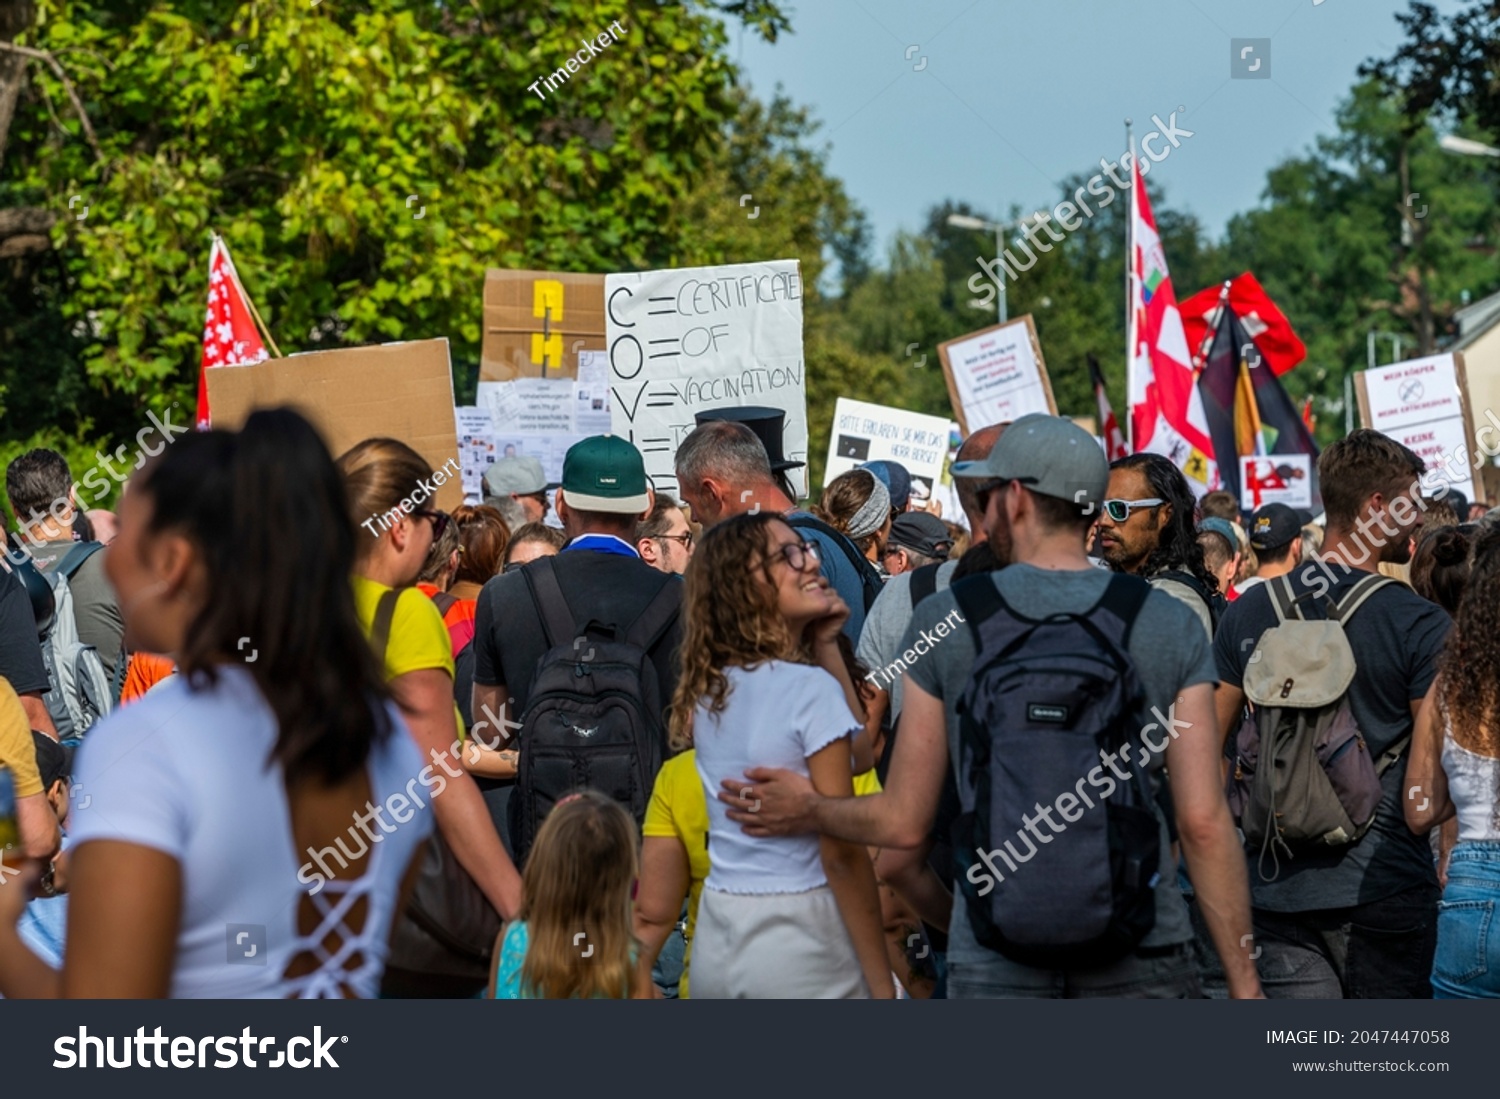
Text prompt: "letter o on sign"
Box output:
[[610, 334, 643, 379]]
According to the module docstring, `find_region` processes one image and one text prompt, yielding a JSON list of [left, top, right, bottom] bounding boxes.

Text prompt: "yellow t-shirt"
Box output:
[[0, 676, 42, 798], [642, 750, 710, 998], [352, 575, 455, 683], [640, 751, 879, 998]]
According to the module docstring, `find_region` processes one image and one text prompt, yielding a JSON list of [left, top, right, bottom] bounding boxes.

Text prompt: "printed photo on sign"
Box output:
[[1239, 455, 1313, 510]]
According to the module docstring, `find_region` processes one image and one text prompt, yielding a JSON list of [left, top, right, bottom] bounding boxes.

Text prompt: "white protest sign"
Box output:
[[474, 366, 617, 486], [1357, 352, 1477, 503], [455, 406, 497, 504], [824, 399, 951, 504], [937, 315, 1056, 434], [1239, 454, 1313, 511], [606, 259, 807, 497]]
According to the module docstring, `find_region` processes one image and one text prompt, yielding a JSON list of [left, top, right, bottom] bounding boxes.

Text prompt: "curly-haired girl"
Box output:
[[669, 512, 894, 998]]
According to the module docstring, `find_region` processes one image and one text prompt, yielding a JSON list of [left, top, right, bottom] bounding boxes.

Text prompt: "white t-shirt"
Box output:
[[69, 665, 432, 998], [694, 661, 863, 895]]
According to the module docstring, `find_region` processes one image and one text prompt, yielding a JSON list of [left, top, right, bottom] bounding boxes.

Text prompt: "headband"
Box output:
[[846, 477, 892, 542]]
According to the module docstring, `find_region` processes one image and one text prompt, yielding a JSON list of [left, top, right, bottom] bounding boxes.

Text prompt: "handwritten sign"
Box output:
[[937, 315, 1056, 434], [606, 259, 807, 497], [824, 399, 951, 504], [1356, 352, 1477, 502]]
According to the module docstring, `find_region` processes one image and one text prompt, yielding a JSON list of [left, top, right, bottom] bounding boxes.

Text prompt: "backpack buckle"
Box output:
[[1279, 677, 1294, 699]]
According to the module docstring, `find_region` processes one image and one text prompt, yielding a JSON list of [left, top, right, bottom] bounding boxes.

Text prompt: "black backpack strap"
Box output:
[[431, 591, 458, 617], [56, 541, 105, 580], [1330, 574, 1394, 625], [1096, 573, 1151, 649], [950, 574, 1006, 648], [909, 562, 941, 610], [624, 576, 682, 652], [370, 589, 401, 666], [521, 556, 576, 649]]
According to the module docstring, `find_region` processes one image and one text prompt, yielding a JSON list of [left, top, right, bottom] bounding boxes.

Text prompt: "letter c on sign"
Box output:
[[610, 334, 643, 379], [607, 285, 635, 328]]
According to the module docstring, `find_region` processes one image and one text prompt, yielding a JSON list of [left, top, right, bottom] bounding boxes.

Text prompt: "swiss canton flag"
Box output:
[[1127, 159, 1217, 496], [196, 236, 269, 429]]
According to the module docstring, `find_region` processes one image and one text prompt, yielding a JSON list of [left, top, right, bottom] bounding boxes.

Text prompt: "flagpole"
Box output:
[[1123, 118, 1135, 452], [212, 232, 283, 358]]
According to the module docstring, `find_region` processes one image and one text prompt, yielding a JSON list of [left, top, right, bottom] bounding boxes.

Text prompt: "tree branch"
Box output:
[[0, 39, 103, 164]]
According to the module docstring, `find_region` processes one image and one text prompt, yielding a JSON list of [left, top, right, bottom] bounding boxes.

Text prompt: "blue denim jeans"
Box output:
[[1432, 841, 1500, 999]]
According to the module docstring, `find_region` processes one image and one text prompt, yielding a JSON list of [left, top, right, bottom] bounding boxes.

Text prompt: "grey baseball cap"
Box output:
[[950, 412, 1108, 509], [482, 455, 553, 496]]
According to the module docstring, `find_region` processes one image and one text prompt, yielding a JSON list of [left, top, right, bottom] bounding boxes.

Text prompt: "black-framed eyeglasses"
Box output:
[[413, 509, 451, 541], [774, 540, 821, 572], [656, 530, 694, 549], [1100, 498, 1164, 524], [523, 490, 551, 514]]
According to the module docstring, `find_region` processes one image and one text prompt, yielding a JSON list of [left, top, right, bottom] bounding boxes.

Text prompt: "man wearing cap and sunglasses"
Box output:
[[482, 456, 557, 526], [881, 512, 953, 577], [718, 414, 1261, 999]]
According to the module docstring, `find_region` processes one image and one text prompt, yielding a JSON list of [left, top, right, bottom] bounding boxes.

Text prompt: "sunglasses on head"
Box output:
[[1100, 498, 1164, 523]]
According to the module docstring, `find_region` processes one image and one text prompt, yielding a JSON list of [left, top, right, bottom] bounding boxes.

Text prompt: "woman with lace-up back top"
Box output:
[[1406, 523, 1500, 998], [0, 409, 431, 998]]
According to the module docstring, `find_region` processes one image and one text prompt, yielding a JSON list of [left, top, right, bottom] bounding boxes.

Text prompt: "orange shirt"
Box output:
[[416, 583, 477, 655], [119, 652, 176, 704]]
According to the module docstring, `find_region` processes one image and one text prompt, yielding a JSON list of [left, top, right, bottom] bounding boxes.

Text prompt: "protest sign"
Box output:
[[937, 315, 1056, 434], [205, 338, 463, 510], [475, 350, 616, 485], [1356, 352, 1477, 502], [1239, 454, 1313, 510], [455, 406, 497, 503], [481, 269, 606, 381], [824, 398, 950, 504], [606, 259, 807, 497]]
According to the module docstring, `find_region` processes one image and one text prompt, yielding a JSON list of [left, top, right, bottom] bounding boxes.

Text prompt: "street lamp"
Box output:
[[946, 210, 1047, 325], [1438, 134, 1500, 159]]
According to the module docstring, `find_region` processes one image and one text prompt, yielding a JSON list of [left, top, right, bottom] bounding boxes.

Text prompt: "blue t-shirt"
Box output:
[[787, 511, 867, 644]]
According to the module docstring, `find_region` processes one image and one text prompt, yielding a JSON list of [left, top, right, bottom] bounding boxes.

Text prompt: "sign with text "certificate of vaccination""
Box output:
[[606, 260, 808, 498]]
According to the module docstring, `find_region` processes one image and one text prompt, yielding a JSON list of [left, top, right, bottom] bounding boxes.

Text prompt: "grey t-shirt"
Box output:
[[28, 540, 125, 678], [902, 564, 1218, 965], [1151, 575, 1214, 641], [856, 559, 959, 717]]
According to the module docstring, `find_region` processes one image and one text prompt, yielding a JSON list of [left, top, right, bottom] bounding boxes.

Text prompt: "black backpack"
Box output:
[[786, 513, 884, 613], [951, 572, 1161, 969], [510, 556, 680, 864]]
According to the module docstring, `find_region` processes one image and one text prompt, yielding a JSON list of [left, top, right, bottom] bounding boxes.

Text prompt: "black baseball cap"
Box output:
[[1248, 503, 1301, 552], [887, 512, 953, 560]]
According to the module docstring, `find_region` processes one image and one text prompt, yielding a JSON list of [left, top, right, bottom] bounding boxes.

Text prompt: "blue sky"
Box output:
[[731, 0, 1472, 253]]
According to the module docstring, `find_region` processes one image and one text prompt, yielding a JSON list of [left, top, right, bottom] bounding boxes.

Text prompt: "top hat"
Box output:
[[694, 406, 805, 473]]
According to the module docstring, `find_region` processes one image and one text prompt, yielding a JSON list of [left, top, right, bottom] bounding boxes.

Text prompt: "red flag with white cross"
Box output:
[[196, 236, 271, 429]]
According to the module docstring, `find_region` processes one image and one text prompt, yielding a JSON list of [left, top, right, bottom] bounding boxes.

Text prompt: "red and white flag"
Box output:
[[1088, 354, 1128, 461], [1126, 158, 1217, 495], [197, 236, 270, 429]]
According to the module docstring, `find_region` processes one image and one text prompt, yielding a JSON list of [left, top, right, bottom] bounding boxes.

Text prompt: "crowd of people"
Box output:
[[0, 400, 1496, 1000]]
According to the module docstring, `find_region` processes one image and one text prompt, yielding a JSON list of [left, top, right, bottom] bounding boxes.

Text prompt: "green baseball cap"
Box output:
[[561, 435, 651, 514]]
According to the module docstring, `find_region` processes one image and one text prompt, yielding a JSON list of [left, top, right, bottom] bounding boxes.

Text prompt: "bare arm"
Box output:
[[17, 792, 59, 860], [393, 668, 521, 920], [808, 739, 894, 999], [461, 741, 518, 779], [632, 836, 690, 999], [1214, 683, 1246, 753], [1405, 683, 1453, 833], [875, 841, 952, 933], [19, 693, 56, 738], [0, 841, 181, 998], [1167, 682, 1263, 999], [721, 676, 949, 851]]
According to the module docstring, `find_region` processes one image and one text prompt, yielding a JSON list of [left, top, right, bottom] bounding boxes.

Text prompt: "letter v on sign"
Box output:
[[614, 384, 650, 424]]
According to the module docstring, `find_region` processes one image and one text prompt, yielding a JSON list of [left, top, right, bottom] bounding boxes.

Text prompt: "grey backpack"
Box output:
[[1228, 573, 1406, 880], [39, 543, 116, 740]]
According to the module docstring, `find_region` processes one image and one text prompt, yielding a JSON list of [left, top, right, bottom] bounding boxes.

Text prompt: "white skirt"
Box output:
[[690, 884, 870, 999]]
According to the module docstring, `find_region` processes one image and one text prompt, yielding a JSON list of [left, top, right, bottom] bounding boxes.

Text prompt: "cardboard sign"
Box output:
[[606, 259, 807, 497], [480, 269, 606, 381], [206, 338, 463, 510], [1239, 454, 1313, 510], [1356, 352, 1477, 502], [937, 315, 1057, 434], [824, 399, 951, 505]]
